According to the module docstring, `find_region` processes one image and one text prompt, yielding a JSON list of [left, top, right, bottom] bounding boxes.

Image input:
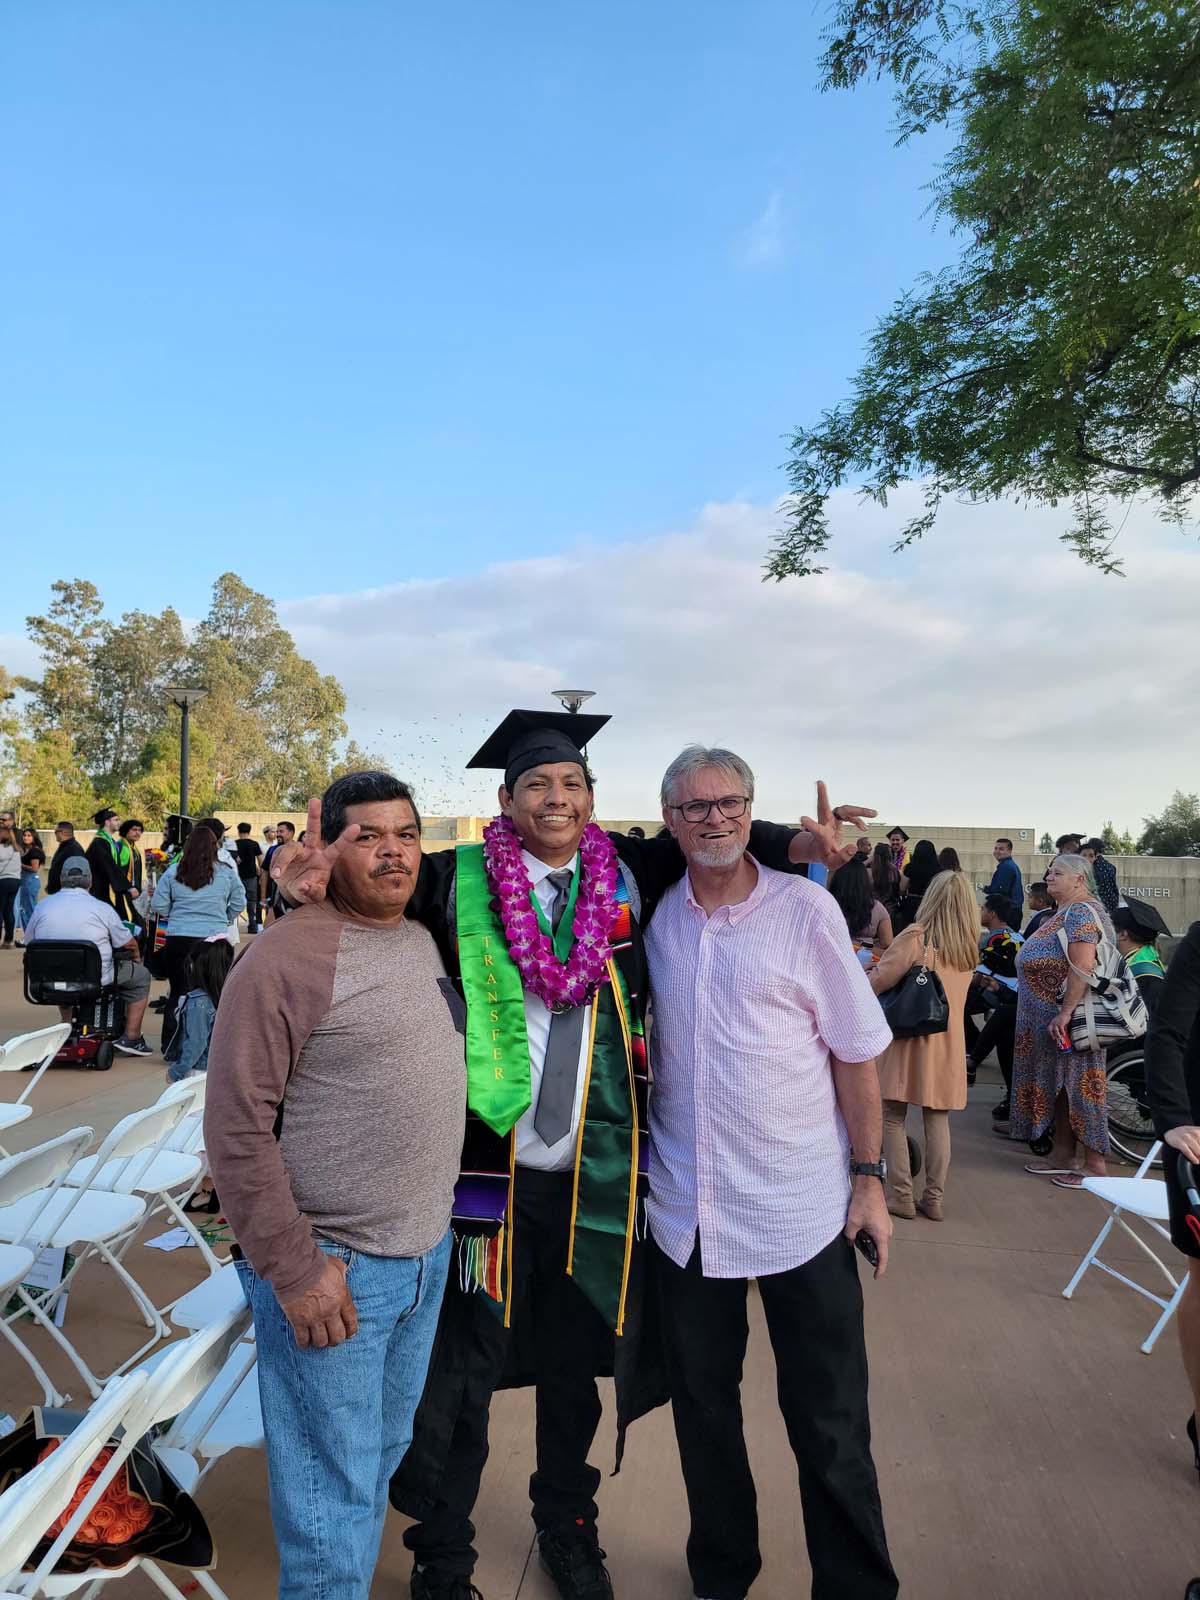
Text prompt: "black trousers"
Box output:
[[240, 874, 260, 932], [0, 879, 17, 943], [656, 1233, 898, 1600], [969, 998, 1016, 1093], [160, 934, 204, 1054], [402, 1168, 611, 1578]]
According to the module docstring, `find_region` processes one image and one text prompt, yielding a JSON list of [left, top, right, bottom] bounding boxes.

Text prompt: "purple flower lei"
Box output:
[[482, 814, 620, 1009]]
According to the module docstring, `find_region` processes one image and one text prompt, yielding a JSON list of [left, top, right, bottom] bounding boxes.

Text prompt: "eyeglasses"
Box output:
[[668, 795, 751, 824]]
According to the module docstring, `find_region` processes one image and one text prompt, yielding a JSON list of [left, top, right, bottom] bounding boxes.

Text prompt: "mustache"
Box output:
[[369, 863, 413, 880]]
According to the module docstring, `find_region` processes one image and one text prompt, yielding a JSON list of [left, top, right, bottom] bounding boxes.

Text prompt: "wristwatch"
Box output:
[[850, 1159, 886, 1182]]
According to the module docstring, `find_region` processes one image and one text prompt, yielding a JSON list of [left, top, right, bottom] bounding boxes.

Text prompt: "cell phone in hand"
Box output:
[[854, 1228, 879, 1268]]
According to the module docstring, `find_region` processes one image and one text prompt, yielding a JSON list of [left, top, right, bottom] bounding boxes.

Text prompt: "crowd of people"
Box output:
[[6, 809, 304, 1067], [5, 766, 1200, 1598]]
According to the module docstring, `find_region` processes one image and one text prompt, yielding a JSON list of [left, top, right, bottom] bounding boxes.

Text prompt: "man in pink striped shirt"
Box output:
[[645, 745, 898, 1600]]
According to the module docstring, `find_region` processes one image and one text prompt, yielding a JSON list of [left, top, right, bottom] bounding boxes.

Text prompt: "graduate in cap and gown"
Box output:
[[274, 711, 873, 1600], [1113, 898, 1170, 1016]]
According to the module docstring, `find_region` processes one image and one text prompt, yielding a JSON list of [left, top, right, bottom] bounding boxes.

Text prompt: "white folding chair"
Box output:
[[0, 1027, 72, 1157], [1062, 1140, 1185, 1353], [169, 1263, 244, 1332], [151, 1327, 261, 1492], [72, 1081, 228, 1282], [46, 1308, 255, 1599], [0, 1128, 97, 1406], [0, 1369, 148, 1597], [0, 1100, 193, 1395], [0, 1312, 252, 1598]]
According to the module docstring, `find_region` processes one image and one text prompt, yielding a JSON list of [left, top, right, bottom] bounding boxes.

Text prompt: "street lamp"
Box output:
[[552, 689, 595, 715], [163, 686, 208, 819]]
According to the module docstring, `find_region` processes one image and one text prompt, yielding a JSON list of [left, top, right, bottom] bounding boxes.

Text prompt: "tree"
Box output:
[[1138, 791, 1200, 856], [767, 0, 1200, 580], [328, 740, 390, 783], [10, 574, 352, 821], [0, 667, 24, 805], [9, 729, 98, 826], [1100, 818, 1138, 854], [185, 574, 348, 809], [17, 581, 103, 746], [85, 608, 187, 791]]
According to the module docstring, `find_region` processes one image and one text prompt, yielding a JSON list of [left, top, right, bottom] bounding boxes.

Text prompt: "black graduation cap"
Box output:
[[467, 709, 611, 791], [886, 826, 910, 841], [1113, 898, 1170, 938]]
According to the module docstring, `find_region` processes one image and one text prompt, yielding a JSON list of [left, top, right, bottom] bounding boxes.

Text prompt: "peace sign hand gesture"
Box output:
[[800, 781, 877, 871], [271, 796, 361, 907]]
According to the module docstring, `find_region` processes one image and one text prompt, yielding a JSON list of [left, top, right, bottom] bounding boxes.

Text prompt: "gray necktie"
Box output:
[[534, 867, 586, 1146]]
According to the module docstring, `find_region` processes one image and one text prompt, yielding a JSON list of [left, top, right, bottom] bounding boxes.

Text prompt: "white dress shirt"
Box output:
[[645, 860, 893, 1278], [514, 849, 591, 1172]]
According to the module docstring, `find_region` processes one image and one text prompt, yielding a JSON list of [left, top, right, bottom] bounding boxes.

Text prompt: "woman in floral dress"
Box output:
[[1011, 853, 1113, 1188]]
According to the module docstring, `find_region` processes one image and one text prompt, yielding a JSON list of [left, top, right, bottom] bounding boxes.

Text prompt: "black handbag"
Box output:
[[877, 930, 949, 1038]]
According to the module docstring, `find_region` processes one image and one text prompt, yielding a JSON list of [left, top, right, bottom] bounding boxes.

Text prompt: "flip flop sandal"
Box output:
[[1023, 1163, 1079, 1176], [1051, 1173, 1088, 1189]]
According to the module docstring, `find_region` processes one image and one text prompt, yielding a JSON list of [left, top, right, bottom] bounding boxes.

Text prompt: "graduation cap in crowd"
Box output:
[[468, 709, 610, 792], [1113, 898, 1170, 939], [886, 825, 910, 841]]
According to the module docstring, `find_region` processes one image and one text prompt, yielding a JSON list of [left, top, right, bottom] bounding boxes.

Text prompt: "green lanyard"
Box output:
[[530, 857, 582, 961]]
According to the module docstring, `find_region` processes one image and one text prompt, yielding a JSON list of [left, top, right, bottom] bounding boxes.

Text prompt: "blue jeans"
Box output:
[[237, 1230, 451, 1600], [16, 872, 39, 931]]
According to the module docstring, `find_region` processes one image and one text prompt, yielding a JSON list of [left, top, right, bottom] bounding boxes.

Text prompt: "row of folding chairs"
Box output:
[[0, 1302, 253, 1598], [0, 1076, 229, 1406], [0, 1026, 74, 1158]]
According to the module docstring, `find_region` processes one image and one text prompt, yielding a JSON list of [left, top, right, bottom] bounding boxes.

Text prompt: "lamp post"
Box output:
[[552, 689, 595, 715], [162, 687, 208, 819], [552, 689, 597, 762]]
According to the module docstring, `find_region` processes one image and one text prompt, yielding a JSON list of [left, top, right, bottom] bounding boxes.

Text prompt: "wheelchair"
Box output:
[[22, 940, 127, 1071], [1105, 1040, 1159, 1169]]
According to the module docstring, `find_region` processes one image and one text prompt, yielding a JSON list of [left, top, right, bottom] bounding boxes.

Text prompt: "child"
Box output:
[[1022, 881, 1055, 939], [166, 934, 233, 1083]]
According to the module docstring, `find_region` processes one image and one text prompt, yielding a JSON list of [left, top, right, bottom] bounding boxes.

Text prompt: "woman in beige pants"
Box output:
[[870, 871, 978, 1220]]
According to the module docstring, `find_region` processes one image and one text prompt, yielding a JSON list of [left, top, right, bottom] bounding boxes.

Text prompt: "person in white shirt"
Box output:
[[272, 712, 872, 1600], [24, 856, 155, 1056]]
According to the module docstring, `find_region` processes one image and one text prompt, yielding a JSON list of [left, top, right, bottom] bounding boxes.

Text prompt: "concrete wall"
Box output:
[[28, 813, 1199, 933]]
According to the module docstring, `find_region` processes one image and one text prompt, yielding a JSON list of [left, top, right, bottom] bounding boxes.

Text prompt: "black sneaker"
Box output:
[[992, 1100, 1010, 1121], [114, 1036, 154, 1057], [410, 1567, 483, 1600], [537, 1527, 613, 1599]]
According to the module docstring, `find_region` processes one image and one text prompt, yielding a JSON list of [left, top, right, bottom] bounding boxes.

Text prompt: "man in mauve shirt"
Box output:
[[205, 771, 466, 1600], [644, 744, 899, 1600]]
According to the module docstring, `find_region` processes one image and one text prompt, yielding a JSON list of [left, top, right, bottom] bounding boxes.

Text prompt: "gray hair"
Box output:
[[660, 745, 756, 809], [1051, 853, 1098, 895]]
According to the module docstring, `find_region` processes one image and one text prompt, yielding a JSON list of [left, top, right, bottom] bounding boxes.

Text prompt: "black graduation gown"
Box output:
[[391, 822, 804, 1512]]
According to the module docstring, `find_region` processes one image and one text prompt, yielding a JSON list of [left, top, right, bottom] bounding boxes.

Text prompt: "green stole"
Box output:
[[456, 844, 638, 1332]]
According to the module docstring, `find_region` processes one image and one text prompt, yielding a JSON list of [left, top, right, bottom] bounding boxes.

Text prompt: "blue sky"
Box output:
[[11, 5, 1192, 833], [3, 1, 951, 615]]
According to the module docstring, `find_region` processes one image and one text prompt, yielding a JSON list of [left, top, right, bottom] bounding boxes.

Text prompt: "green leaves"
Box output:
[[770, 0, 1200, 576], [4, 575, 351, 824], [1139, 791, 1200, 857]]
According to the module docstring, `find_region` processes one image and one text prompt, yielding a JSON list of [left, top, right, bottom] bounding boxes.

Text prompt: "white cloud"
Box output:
[[739, 190, 785, 267], [280, 490, 1200, 835], [0, 632, 44, 682]]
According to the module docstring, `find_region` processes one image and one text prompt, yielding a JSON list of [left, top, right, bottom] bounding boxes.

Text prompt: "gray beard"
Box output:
[[690, 839, 746, 869]]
